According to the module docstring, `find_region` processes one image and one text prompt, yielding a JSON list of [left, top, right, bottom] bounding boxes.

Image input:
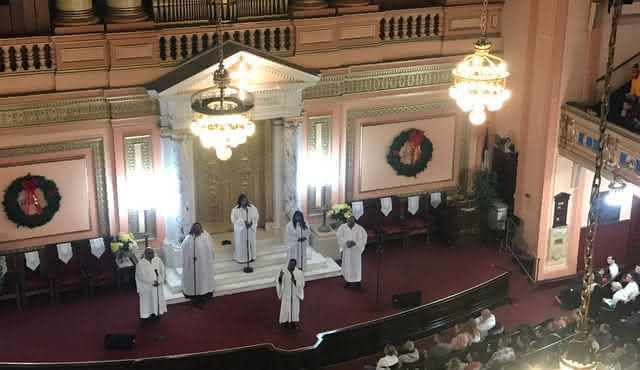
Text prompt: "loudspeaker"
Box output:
[[104, 334, 136, 350], [392, 291, 421, 309]]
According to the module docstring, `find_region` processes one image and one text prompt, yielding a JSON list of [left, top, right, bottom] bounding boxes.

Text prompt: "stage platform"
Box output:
[[164, 230, 342, 304]]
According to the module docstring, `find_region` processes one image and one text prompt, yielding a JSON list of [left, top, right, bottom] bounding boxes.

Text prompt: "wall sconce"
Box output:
[[306, 152, 332, 231]]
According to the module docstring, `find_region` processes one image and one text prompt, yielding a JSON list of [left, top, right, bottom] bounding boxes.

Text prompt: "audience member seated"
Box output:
[[486, 337, 516, 368], [513, 331, 532, 355], [464, 352, 483, 370], [597, 256, 619, 284], [374, 345, 399, 370], [397, 340, 420, 366], [555, 273, 597, 309], [446, 357, 466, 370], [595, 323, 614, 348], [602, 274, 639, 308], [431, 318, 481, 357], [633, 264, 640, 284], [532, 326, 562, 349], [475, 309, 496, 338]]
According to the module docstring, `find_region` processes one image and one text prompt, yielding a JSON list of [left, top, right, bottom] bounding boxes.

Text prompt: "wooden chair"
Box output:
[[0, 254, 22, 311], [79, 239, 118, 296], [48, 244, 88, 303], [403, 195, 433, 245], [351, 198, 380, 246], [18, 249, 55, 308], [375, 197, 406, 247]]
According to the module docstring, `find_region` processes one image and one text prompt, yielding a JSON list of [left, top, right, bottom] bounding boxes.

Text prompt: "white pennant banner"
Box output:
[[352, 201, 364, 220], [90, 238, 106, 259], [25, 251, 40, 271], [57, 243, 73, 264], [408, 196, 420, 215], [430, 192, 442, 208], [380, 197, 392, 216]]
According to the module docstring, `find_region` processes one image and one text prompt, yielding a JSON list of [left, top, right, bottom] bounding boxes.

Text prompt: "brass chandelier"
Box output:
[[449, 0, 510, 125], [190, 0, 255, 160], [560, 1, 622, 369]]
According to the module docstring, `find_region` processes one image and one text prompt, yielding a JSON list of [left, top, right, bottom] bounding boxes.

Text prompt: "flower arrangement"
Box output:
[[327, 203, 353, 224], [110, 232, 139, 263]]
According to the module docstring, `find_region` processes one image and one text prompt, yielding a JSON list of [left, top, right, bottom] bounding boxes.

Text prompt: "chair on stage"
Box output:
[[351, 199, 380, 246], [49, 243, 88, 303], [403, 195, 434, 245], [0, 254, 22, 311], [79, 238, 117, 297], [375, 197, 407, 247], [18, 249, 55, 308]]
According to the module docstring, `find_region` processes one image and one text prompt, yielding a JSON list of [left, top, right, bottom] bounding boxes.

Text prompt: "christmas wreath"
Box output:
[[2, 174, 62, 228], [386, 129, 434, 177]]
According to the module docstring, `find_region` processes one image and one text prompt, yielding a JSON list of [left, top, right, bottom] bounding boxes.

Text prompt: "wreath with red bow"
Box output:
[[2, 174, 62, 228], [386, 129, 434, 177]]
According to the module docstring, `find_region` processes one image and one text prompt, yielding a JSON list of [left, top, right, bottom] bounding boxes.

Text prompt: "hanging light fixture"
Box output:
[[560, 1, 622, 369], [606, 174, 627, 206], [190, 0, 255, 160], [449, 0, 510, 125]]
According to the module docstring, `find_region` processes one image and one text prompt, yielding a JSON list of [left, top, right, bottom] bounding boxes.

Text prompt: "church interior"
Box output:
[[1, 0, 640, 369]]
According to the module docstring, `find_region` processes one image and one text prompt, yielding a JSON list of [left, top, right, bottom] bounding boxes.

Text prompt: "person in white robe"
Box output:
[[231, 194, 259, 263], [181, 222, 216, 301], [337, 216, 367, 289], [276, 259, 305, 329], [284, 211, 310, 270], [135, 248, 167, 319]]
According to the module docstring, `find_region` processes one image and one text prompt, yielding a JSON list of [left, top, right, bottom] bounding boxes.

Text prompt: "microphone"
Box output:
[[155, 269, 158, 278]]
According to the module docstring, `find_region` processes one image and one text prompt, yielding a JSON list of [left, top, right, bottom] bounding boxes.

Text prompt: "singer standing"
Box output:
[[181, 222, 216, 301], [231, 194, 259, 263], [135, 248, 167, 320], [284, 211, 310, 270], [276, 259, 305, 329]]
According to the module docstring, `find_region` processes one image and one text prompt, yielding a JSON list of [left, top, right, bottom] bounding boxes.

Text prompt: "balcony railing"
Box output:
[[151, 0, 288, 24], [0, 38, 55, 74]]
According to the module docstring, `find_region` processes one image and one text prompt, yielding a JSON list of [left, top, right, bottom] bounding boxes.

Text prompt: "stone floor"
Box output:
[[164, 229, 342, 304]]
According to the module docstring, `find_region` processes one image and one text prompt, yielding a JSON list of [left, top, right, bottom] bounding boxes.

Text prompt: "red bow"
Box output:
[[21, 178, 43, 216], [408, 130, 425, 164]]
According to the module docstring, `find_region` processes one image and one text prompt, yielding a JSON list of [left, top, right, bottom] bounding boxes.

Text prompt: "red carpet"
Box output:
[[0, 241, 562, 363]]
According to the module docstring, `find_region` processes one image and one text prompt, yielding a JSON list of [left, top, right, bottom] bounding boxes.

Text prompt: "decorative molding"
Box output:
[[345, 101, 458, 201], [0, 138, 109, 236], [0, 95, 159, 130], [124, 135, 156, 239], [303, 63, 456, 100]]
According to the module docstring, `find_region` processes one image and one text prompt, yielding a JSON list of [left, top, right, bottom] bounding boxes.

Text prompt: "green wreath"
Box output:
[[2, 174, 62, 228], [386, 129, 434, 177]]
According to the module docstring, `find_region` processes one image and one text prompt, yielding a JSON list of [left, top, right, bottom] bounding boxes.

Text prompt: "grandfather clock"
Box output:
[[553, 192, 571, 228]]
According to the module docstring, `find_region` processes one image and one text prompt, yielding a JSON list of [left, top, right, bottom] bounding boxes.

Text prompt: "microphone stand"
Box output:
[[154, 269, 160, 318], [299, 227, 303, 271], [243, 207, 253, 273], [193, 237, 197, 297], [374, 235, 383, 312]]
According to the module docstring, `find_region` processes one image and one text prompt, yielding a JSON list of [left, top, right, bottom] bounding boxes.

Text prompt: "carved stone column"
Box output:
[[161, 131, 196, 269], [291, 0, 330, 9], [54, 0, 99, 27], [283, 116, 302, 221], [105, 0, 149, 24], [272, 119, 285, 229], [333, 0, 370, 6], [290, 0, 335, 17], [332, 0, 378, 14]]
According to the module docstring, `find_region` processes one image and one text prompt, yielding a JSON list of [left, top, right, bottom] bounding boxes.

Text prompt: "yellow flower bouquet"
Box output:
[[327, 203, 353, 224], [110, 232, 139, 263]]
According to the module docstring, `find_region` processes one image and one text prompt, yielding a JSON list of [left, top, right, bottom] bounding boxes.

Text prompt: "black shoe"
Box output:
[[344, 282, 350, 288], [355, 282, 362, 290], [291, 322, 297, 329]]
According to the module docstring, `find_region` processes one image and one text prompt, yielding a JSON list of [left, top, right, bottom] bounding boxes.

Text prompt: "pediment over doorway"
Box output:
[[146, 41, 321, 128]]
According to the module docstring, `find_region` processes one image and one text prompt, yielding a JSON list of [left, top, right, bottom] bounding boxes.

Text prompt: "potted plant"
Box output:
[[110, 232, 139, 265], [327, 203, 353, 229], [472, 168, 499, 241]]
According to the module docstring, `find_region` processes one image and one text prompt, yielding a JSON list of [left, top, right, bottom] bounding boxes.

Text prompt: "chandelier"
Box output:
[[560, 1, 622, 369], [606, 174, 627, 206], [190, 0, 255, 161], [449, 0, 510, 125]]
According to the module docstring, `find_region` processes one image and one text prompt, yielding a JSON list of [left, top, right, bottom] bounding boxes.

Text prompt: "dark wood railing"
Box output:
[[150, 0, 288, 24], [0, 272, 510, 370]]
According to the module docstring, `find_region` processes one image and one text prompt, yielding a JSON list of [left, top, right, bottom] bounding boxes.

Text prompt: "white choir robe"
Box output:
[[135, 256, 167, 319], [231, 205, 259, 263], [337, 223, 367, 283], [181, 231, 216, 296], [276, 266, 305, 323], [284, 222, 311, 270]]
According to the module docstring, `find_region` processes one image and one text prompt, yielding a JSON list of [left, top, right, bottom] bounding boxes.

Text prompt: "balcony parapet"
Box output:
[[560, 104, 640, 184]]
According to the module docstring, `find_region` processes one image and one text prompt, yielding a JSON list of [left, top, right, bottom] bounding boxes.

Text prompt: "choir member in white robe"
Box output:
[[276, 259, 305, 329], [135, 248, 167, 319], [284, 211, 311, 270], [231, 194, 259, 263], [181, 222, 216, 301], [337, 216, 367, 289]]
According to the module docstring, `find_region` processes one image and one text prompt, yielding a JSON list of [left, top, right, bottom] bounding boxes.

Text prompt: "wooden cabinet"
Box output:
[[0, 0, 50, 36]]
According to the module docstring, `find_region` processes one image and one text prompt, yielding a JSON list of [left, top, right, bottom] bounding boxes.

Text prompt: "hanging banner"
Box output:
[[408, 196, 420, 215], [380, 197, 392, 216], [57, 243, 73, 264], [90, 238, 106, 258], [352, 201, 364, 220], [430, 192, 442, 208], [25, 251, 40, 271]]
